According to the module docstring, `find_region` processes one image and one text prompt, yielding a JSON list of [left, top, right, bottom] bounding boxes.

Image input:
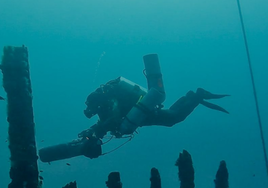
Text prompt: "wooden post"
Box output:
[[1, 46, 39, 188], [175, 150, 195, 188]]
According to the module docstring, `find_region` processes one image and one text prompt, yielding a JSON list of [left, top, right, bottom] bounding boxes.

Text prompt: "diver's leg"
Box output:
[[168, 88, 229, 120], [169, 90, 199, 111], [142, 91, 199, 127], [142, 88, 229, 127]]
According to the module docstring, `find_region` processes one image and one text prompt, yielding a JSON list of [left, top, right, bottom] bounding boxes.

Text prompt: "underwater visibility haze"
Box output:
[[0, 0, 268, 188]]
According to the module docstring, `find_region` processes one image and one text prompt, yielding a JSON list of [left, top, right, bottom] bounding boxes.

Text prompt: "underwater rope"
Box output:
[[236, 0, 268, 177]]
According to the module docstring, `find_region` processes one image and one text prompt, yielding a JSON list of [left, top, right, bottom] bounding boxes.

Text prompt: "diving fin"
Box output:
[[196, 88, 230, 100], [200, 100, 229, 114]]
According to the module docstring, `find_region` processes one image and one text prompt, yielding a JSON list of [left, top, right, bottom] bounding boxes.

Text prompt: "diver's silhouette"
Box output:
[[39, 54, 229, 163]]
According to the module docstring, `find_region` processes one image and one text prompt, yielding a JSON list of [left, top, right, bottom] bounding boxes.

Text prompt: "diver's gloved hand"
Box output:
[[196, 88, 230, 114]]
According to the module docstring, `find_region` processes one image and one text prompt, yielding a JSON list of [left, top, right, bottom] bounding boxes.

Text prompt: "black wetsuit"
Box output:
[[84, 80, 229, 138]]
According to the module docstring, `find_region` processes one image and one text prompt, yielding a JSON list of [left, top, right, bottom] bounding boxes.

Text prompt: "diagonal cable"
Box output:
[[236, 0, 268, 177]]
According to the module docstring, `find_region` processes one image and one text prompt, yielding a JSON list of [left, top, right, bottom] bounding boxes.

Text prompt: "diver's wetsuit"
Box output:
[[83, 78, 229, 138], [142, 88, 229, 127]]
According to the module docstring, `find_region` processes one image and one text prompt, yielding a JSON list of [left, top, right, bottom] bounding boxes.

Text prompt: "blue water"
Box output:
[[0, 0, 268, 187]]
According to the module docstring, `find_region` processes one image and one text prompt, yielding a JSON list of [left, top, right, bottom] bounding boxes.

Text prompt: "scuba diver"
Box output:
[[80, 79, 229, 139], [39, 54, 229, 163]]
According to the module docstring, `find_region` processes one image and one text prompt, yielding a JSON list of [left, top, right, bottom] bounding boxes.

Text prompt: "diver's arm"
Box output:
[[78, 122, 108, 139], [79, 113, 122, 139]]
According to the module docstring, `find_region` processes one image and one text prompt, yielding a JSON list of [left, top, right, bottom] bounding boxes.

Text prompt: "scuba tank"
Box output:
[[115, 77, 147, 96], [120, 54, 166, 134], [113, 77, 148, 116]]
